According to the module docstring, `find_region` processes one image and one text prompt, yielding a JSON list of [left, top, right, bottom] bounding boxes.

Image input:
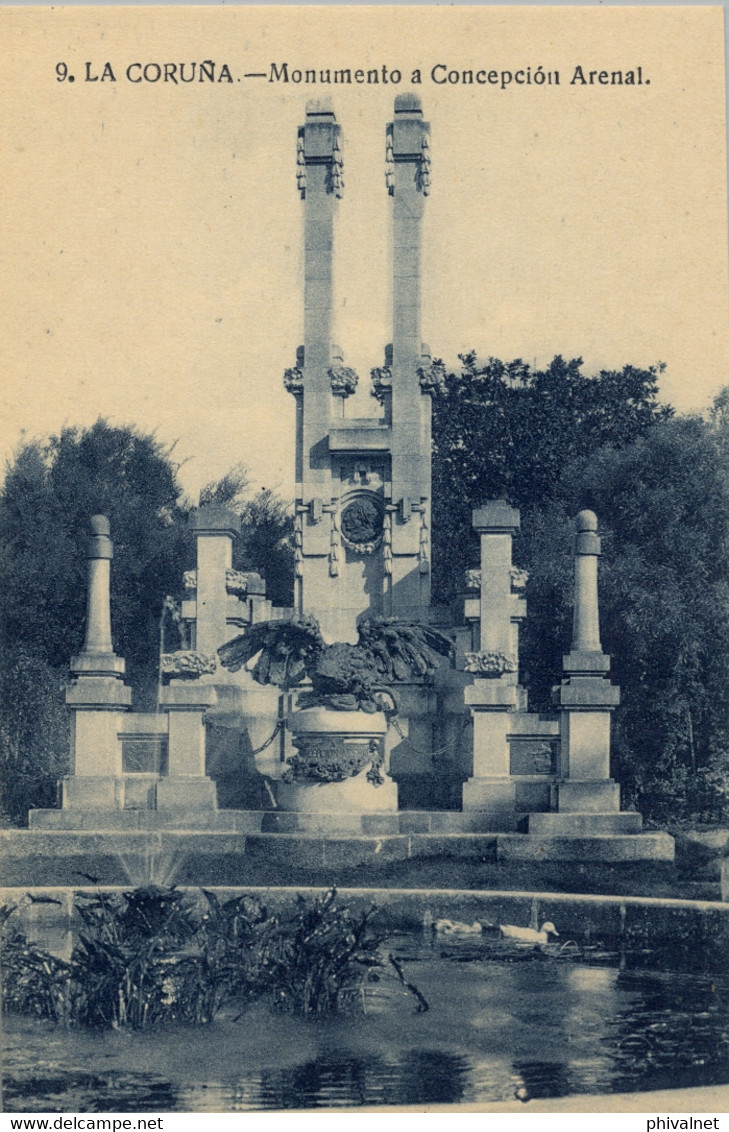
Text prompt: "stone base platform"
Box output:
[[28, 807, 653, 839], [29, 808, 530, 835], [2, 824, 675, 894]]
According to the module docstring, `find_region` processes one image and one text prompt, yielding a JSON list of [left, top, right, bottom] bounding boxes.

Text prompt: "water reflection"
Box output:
[[246, 1049, 470, 1110], [6, 1069, 180, 1114], [608, 969, 729, 1095], [5, 937, 729, 1112], [511, 1060, 573, 1101]]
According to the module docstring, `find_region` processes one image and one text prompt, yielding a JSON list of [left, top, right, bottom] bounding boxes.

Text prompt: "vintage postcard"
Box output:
[[1, 4, 729, 1118]]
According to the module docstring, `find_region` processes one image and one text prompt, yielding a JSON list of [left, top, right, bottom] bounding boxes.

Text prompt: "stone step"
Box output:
[[498, 832, 673, 862], [2, 826, 675, 891], [527, 812, 643, 836], [27, 809, 265, 833], [27, 808, 528, 835]]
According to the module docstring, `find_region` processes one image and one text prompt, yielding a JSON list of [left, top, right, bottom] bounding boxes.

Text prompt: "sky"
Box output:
[[1, 5, 728, 503]]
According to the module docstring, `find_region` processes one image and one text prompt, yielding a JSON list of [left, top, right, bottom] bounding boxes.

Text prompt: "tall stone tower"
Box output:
[[285, 95, 437, 643]]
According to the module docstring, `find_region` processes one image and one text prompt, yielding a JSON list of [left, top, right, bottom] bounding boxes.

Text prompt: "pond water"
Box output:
[[5, 932, 729, 1112]]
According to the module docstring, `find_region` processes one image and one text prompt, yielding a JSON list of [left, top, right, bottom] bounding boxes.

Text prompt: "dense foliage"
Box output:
[[0, 648, 69, 820], [0, 426, 293, 823], [0, 421, 189, 821], [0, 422, 187, 676], [431, 354, 672, 602], [1, 887, 390, 1028], [432, 356, 729, 823]]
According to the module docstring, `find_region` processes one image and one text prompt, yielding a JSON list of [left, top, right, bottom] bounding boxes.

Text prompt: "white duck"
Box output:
[[434, 918, 483, 937], [499, 921, 559, 945]]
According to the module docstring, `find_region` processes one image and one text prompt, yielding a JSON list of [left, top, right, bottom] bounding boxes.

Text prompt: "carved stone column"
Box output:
[[189, 504, 241, 660], [63, 516, 132, 810], [528, 510, 642, 835], [461, 501, 521, 828]]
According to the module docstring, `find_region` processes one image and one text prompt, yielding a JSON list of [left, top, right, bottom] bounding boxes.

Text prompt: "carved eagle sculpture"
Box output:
[[217, 614, 453, 714]]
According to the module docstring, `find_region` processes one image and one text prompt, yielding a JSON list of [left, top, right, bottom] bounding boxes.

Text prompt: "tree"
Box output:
[[431, 354, 729, 822], [0, 647, 69, 824], [431, 354, 671, 604], [0, 419, 188, 682], [561, 417, 729, 820], [0, 420, 190, 821]]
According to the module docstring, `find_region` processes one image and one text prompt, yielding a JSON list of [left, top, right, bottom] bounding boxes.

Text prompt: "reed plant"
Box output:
[[1, 887, 396, 1029]]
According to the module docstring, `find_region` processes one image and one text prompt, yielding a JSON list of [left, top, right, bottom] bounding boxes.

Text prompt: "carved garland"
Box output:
[[296, 129, 306, 198], [283, 366, 303, 395], [370, 364, 392, 404], [283, 737, 382, 784], [225, 570, 249, 597], [463, 566, 529, 591], [160, 651, 217, 681], [383, 510, 393, 576], [329, 365, 358, 396], [417, 359, 446, 396], [463, 651, 518, 677], [329, 129, 344, 199], [418, 505, 430, 574], [385, 124, 394, 194], [181, 569, 250, 596], [510, 567, 529, 591], [417, 134, 432, 196], [294, 511, 304, 579], [329, 509, 341, 577]]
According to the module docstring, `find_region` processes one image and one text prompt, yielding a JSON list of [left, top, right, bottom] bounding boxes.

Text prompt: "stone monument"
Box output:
[[24, 95, 672, 868]]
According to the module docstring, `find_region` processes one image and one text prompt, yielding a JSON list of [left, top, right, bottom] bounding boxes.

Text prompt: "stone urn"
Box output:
[[275, 706, 399, 813]]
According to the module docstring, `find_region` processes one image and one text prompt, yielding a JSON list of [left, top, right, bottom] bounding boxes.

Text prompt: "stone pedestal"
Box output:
[[63, 680, 132, 810], [278, 707, 398, 816], [157, 682, 218, 813], [62, 774, 123, 811]]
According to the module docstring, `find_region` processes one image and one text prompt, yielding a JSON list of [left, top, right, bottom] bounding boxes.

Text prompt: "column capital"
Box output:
[[89, 514, 112, 560], [575, 509, 601, 556], [472, 500, 520, 535], [190, 505, 240, 540], [390, 93, 430, 158]]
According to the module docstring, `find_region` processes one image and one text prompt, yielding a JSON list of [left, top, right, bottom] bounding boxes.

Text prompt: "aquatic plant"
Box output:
[[71, 887, 223, 1028], [1, 926, 71, 1022], [0, 887, 415, 1029], [247, 888, 384, 1016]]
